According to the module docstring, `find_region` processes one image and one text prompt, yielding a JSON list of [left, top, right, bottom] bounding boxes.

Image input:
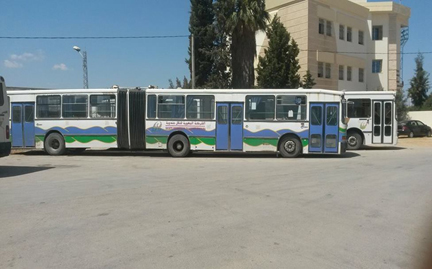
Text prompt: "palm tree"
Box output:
[[220, 0, 269, 89]]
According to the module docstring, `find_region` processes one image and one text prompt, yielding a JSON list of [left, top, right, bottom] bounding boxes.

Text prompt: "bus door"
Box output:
[[11, 103, 35, 147], [309, 103, 339, 153], [373, 101, 393, 144], [216, 103, 244, 151]]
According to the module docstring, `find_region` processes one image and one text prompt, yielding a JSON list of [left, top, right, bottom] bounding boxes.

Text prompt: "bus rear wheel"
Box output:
[[168, 134, 190, 157], [347, 132, 362, 150], [44, 133, 66, 156], [279, 136, 301, 158]]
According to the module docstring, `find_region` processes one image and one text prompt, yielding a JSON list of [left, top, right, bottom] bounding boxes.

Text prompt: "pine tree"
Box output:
[[176, 78, 182, 89], [422, 94, 432, 110], [301, 70, 316, 89], [168, 79, 175, 89], [396, 88, 409, 121], [183, 76, 191, 89], [408, 53, 430, 107], [187, 0, 215, 88], [256, 16, 301, 89]]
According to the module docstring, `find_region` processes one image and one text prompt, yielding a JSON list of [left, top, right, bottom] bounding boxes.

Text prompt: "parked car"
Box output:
[[398, 120, 432, 138]]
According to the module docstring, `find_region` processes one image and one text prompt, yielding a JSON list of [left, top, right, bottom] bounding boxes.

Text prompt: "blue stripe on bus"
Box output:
[[35, 126, 117, 136]]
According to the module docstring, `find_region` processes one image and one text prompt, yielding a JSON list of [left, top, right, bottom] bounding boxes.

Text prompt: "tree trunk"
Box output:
[[231, 26, 256, 89]]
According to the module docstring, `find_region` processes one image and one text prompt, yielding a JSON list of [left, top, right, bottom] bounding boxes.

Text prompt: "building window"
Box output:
[[318, 62, 324, 78], [186, 95, 215, 120], [348, 99, 371, 118], [276, 95, 307, 121], [90, 95, 116, 118], [359, 68, 365, 82], [347, 66, 352, 81], [339, 25, 345, 40], [372, 60, 383, 73], [372, 26, 383, 40], [62, 95, 88, 118], [319, 19, 325, 35], [36, 95, 61, 119], [326, 20, 332, 36], [339, 65, 344, 80], [359, 30, 364, 45], [246, 95, 275, 121], [325, 63, 331, 79], [158, 95, 185, 119], [347, 27, 352, 42]]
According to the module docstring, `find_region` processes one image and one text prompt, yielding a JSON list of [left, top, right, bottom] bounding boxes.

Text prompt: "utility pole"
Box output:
[[73, 46, 89, 89], [191, 34, 196, 89]]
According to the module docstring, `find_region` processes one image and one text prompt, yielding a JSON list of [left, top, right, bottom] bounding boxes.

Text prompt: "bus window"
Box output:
[[25, 106, 34, 123], [0, 83, 4, 106], [186, 95, 214, 120], [246, 95, 275, 120], [90, 95, 116, 118], [276, 95, 307, 121], [311, 106, 322, 125], [147, 95, 156, 119], [12, 106, 21, 123], [348, 99, 371, 118], [158, 95, 185, 119], [63, 95, 88, 118], [327, 106, 338, 126], [37, 95, 61, 118]]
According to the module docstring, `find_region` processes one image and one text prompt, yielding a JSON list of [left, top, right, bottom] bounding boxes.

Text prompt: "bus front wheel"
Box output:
[[168, 134, 190, 157], [279, 137, 301, 158], [44, 133, 66, 156], [347, 132, 362, 150]]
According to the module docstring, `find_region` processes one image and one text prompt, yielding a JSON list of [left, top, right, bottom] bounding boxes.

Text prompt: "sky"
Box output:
[[0, 0, 431, 90]]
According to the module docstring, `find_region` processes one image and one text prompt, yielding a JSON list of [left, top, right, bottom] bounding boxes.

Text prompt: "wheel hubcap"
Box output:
[[284, 141, 296, 153], [50, 139, 60, 150], [174, 141, 184, 152], [348, 136, 357, 146]]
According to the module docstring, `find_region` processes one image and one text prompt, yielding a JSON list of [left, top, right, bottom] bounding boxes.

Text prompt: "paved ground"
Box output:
[[1, 139, 432, 269]]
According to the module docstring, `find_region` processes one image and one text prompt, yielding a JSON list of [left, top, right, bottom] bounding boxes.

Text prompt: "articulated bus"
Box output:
[[0, 76, 11, 157], [345, 91, 397, 150], [8, 88, 347, 158]]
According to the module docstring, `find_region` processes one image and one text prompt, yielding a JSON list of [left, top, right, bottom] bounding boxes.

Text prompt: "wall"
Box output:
[[408, 111, 432, 127]]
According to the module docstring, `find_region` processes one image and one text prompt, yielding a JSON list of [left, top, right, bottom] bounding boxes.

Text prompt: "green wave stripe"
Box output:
[[189, 137, 215, 146], [65, 136, 117, 144], [339, 127, 347, 133], [146, 136, 168, 145], [243, 138, 278, 147]]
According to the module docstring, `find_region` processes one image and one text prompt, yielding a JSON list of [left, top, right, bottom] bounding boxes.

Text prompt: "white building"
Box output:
[[257, 0, 411, 92]]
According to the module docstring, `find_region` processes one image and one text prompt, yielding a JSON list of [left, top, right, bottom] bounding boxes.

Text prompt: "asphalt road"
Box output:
[[1, 144, 432, 269]]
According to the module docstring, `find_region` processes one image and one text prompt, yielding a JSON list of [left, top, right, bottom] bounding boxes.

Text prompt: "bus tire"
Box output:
[[347, 132, 362, 150], [279, 136, 301, 158], [44, 133, 66, 156], [167, 134, 190, 157]]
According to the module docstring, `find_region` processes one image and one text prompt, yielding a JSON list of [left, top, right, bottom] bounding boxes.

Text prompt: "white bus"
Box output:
[[345, 91, 397, 150], [0, 76, 11, 157], [8, 88, 347, 158]]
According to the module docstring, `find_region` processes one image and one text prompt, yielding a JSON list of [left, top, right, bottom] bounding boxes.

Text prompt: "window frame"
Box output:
[[339, 24, 345, 40], [372, 60, 383, 73], [319, 19, 325, 35], [62, 95, 89, 119], [326, 20, 332, 36], [339, 65, 344, 81], [318, 62, 324, 78], [348, 98, 371, 118], [359, 68, 365, 83], [358, 30, 364, 45], [275, 95, 307, 122], [347, 27, 352, 42], [245, 95, 276, 121], [36, 95, 62, 119], [157, 95, 186, 120], [372, 26, 383, 41], [325, 63, 331, 79], [147, 94, 157, 119], [347, 66, 352, 81], [89, 94, 116, 119], [186, 95, 215, 120]]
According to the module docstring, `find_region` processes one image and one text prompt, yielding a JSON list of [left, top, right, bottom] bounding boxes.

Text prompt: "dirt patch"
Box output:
[[398, 137, 432, 148]]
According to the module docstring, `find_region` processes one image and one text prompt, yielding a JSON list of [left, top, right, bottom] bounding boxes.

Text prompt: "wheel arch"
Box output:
[[167, 131, 189, 144], [44, 130, 65, 143]]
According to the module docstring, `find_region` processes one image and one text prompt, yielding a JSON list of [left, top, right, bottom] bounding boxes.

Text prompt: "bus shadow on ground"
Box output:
[[15, 150, 360, 159], [0, 166, 54, 178], [358, 146, 406, 151]]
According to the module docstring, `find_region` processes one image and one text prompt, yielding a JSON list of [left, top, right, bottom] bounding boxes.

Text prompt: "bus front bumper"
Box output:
[[0, 142, 11, 157]]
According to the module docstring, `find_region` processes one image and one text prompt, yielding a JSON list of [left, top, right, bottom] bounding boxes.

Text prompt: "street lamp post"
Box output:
[[73, 46, 89, 89]]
